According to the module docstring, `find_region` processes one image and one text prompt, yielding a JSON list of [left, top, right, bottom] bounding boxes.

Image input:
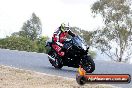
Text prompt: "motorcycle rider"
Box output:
[[52, 23, 76, 57]]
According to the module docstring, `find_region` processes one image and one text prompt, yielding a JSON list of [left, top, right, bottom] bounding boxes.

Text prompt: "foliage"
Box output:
[[37, 36, 49, 53], [91, 0, 132, 62], [0, 36, 49, 53], [88, 50, 97, 59], [12, 13, 42, 41], [1, 13, 50, 53], [0, 36, 32, 51]]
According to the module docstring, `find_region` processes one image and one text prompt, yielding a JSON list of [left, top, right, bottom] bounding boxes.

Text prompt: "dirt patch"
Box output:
[[0, 65, 118, 88]]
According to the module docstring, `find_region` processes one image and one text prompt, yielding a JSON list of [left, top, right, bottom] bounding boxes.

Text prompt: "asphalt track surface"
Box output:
[[0, 49, 131, 88]]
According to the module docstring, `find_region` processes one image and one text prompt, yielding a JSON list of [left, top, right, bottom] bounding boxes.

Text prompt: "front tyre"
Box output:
[[81, 55, 95, 73]]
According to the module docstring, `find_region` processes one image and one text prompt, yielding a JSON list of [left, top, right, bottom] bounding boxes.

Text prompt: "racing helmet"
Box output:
[[60, 23, 69, 32], [60, 23, 66, 32]]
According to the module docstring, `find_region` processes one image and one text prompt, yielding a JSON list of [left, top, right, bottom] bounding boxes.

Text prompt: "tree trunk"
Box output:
[[119, 57, 122, 62]]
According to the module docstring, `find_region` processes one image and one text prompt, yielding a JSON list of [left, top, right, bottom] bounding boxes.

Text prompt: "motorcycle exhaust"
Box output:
[[48, 55, 55, 61]]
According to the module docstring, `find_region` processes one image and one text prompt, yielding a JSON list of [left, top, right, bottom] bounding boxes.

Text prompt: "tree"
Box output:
[[91, 0, 132, 62], [37, 36, 49, 53], [0, 36, 33, 51], [20, 13, 42, 41]]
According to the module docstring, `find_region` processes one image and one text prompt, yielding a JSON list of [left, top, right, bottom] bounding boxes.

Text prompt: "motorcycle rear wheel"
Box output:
[[48, 51, 63, 69]]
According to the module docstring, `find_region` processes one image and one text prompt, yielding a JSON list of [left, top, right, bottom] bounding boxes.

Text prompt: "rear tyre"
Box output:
[[81, 55, 95, 73], [48, 51, 63, 69]]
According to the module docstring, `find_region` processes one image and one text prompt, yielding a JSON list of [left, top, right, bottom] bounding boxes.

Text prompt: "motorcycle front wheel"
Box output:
[[81, 55, 95, 73]]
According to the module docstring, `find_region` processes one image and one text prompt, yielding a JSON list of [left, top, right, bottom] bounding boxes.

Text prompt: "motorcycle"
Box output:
[[45, 35, 95, 73]]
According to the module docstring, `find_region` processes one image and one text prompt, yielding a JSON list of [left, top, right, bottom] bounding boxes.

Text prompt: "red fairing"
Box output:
[[52, 44, 64, 56], [52, 44, 61, 52]]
